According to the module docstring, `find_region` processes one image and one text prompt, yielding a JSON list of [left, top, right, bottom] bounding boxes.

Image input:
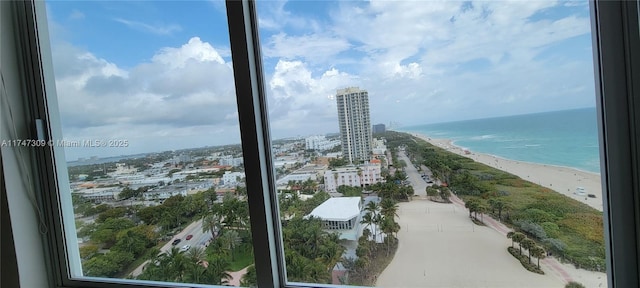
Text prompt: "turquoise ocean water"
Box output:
[[399, 107, 601, 174]]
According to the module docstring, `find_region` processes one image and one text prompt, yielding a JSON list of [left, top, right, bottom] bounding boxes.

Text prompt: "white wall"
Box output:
[[1, 2, 51, 287]]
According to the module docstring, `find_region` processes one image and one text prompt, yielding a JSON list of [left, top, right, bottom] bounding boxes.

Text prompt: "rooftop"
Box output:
[[307, 197, 361, 221]]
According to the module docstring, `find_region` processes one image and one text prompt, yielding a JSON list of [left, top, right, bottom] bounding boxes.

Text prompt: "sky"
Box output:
[[43, 0, 595, 161]]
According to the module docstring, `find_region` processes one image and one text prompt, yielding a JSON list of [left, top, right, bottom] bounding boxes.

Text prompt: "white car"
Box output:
[[179, 245, 191, 252]]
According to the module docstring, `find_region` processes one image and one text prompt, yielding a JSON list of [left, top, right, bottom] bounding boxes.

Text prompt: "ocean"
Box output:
[[399, 107, 601, 174]]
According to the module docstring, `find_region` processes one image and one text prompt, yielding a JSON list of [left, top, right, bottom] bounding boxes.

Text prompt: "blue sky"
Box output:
[[44, 0, 595, 160]]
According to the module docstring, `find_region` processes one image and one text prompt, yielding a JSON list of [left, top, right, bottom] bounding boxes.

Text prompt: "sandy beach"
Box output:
[[376, 147, 608, 288], [412, 133, 604, 212], [376, 199, 564, 288]]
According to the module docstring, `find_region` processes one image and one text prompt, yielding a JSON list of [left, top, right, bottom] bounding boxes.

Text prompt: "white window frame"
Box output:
[[3, 0, 640, 287]]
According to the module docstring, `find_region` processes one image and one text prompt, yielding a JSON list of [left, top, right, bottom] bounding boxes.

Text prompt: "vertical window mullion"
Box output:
[[225, 1, 284, 287], [591, 1, 640, 287]]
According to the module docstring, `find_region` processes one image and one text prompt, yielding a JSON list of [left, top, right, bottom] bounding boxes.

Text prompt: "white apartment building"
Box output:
[[372, 138, 387, 155], [142, 186, 187, 201], [222, 171, 246, 186], [305, 135, 341, 151], [336, 87, 372, 163], [219, 155, 244, 167], [276, 173, 316, 186], [75, 187, 120, 202], [323, 164, 382, 192]]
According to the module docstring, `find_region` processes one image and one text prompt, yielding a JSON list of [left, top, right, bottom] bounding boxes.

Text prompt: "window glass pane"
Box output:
[[256, 0, 608, 287], [44, 1, 256, 286]]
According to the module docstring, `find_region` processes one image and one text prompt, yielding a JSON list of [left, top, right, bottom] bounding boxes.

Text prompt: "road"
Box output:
[[130, 218, 213, 277], [397, 149, 430, 197]]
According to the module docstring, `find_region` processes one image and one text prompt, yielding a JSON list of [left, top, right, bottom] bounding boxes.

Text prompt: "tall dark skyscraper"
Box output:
[[336, 87, 372, 163]]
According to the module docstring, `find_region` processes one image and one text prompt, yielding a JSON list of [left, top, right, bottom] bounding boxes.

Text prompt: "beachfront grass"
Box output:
[[383, 131, 605, 272]]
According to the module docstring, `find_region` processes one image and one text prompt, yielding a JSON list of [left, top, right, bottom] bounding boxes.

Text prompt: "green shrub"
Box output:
[[507, 247, 544, 274], [565, 281, 586, 288], [541, 222, 560, 238]]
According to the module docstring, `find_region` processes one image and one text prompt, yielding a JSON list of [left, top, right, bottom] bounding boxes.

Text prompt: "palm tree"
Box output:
[[507, 231, 515, 247], [477, 204, 487, 222], [204, 255, 232, 285], [465, 199, 479, 219], [364, 201, 380, 237], [530, 245, 546, 268], [183, 262, 207, 284], [512, 232, 525, 254], [521, 238, 536, 263], [380, 216, 399, 255], [365, 200, 380, 215], [219, 230, 242, 260], [380, 198, 399, 219], [360, 212, 375, 241], [164, 246, 188, 282], [202, 214, 222, 239], [493, 199, 506, 220], [186, 246, 207, 264]]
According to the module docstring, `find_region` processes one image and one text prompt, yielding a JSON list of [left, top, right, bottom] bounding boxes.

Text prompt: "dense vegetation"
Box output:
[[382, 131, 605, 271], [344, 197, 400, 285]]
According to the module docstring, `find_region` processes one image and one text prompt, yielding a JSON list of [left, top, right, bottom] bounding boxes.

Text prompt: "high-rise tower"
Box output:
[[336, 87, 372, 163]]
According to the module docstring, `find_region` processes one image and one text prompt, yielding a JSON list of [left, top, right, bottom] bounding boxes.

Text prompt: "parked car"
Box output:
[[186, 234, 193, 240], [180, 245, 191, 252], [172, 239, 181, 246], [588, 194, 597, 198]]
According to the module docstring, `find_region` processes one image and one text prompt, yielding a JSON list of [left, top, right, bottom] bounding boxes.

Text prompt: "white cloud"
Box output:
[[52, 37, 239, 160], [257, 0, 322, 32], [262, 33, 351, 64], [151, 37, 226, 68], [113, 18, 182, 35], [68, 10, 85, 20], [51, 0, 597, 159], [266, 60, 360, 136], [257, 0, 595, 128]]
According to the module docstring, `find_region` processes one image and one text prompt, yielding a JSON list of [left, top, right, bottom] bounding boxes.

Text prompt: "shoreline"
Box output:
[[410, 133, 604, 212], [448, 139, 601, 177]]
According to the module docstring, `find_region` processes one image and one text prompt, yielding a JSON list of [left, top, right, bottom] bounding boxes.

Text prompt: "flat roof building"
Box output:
[[307, 197, 362, 240]]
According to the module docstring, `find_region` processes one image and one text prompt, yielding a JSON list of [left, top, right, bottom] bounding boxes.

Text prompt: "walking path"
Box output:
[[228, 266, 249, 287]]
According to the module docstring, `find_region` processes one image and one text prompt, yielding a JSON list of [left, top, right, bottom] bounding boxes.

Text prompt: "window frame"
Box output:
[[591, 1, 640, 287], [7, 0, 640, 287]]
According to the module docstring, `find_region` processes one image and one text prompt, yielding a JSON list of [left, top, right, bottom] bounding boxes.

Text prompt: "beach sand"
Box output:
[[412, 134, 604, 212], [376, 199, 565, 288], [376, 143, 608, 288]]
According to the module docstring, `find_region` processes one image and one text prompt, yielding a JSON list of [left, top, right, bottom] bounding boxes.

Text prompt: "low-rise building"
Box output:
[[222, 171, 246, 186], [142, 185, 187, 201], [306, 197, 362, 240], [323, 164, 383, 192], [372, 138, 387, 155], [75, 187, 121, 202], [305, 135, 341, 151], [219, 155, 244, 167]]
